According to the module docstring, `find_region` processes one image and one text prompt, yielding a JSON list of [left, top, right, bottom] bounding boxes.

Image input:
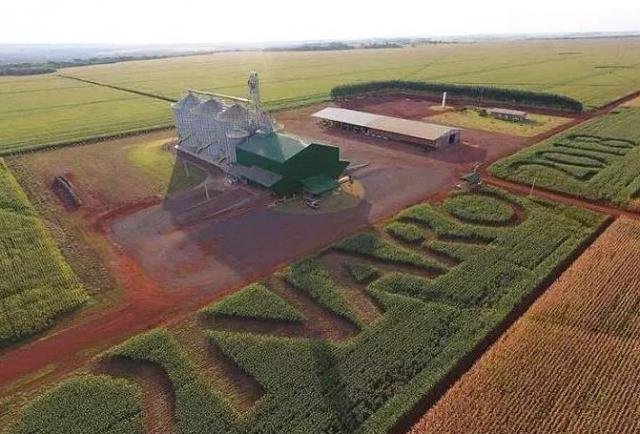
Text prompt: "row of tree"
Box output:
[[330, 80, 584, 112]]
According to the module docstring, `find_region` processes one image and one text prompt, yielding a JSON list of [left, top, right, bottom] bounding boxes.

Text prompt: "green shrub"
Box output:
[[104, 329, 240, 434], [397, 204, 498, 242], [15, 188, 606, 434], [490, 110, 640, 209], [0, 159, 88, 347]]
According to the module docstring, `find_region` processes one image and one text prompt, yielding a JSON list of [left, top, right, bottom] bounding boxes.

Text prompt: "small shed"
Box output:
[[487, 108, 528, 122]]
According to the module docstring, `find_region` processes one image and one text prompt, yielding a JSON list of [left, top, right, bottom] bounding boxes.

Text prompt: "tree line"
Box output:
[[330, 80, 584, 112]]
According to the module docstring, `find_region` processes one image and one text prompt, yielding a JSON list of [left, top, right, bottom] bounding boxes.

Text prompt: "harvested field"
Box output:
[[411, 217, 640, 434], [7, 187, 605, 433]]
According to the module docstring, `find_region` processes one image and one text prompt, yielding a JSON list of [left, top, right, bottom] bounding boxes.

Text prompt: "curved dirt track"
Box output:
[[481, 172, 640, 221]]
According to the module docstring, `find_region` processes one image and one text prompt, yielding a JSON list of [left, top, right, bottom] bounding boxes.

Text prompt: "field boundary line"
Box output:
[[0, 124, 175, 158], [57, 74, 177, 103], [389, 214, 614, 434]]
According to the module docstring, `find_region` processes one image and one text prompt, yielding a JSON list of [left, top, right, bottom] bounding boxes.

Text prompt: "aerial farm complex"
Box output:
[[173, 72, 349, 195], [1, 37, 640, 434]]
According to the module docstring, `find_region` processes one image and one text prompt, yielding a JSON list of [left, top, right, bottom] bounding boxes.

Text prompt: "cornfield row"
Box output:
[[0, 159, 87, 347]]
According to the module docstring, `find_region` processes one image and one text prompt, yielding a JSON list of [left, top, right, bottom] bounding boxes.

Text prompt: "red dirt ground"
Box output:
[[1, 92, 638, 403]]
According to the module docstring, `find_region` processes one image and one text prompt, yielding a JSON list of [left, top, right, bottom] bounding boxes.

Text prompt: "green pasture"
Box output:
[[126, 138, 207, 195]]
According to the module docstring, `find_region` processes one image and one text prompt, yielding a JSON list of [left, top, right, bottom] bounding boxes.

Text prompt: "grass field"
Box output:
[[8, 187, 605, 433], [63, 39, 640, 109], [126, 138, 207, 195], [1, 38, 640, 153], [411, 217, 640, 434], [0, 75, 172, 155], [621, 95, 640, 107], [0, 159, 88, 347], [427, 108, 572, 137], [490, 106, 640, 210]]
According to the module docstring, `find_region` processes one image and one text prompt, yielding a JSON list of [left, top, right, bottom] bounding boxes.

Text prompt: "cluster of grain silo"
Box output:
[[172, 72, 350, 197], [172, 72, 275, 166]]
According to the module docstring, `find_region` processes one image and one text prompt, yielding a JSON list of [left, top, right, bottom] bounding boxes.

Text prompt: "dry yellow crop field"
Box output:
[[411, 217, 640, 434]]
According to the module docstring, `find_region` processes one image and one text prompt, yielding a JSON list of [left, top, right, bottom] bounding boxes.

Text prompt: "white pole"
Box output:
[[205, 182, 210, 200], [529, 176, 537, 197], [442, 92, 447, 108]]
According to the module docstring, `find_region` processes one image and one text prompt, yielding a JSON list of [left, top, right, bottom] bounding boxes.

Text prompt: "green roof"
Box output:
[[461, 172, 481, 183], [236, 133, 308, 163], [302, 175, 339, 195]]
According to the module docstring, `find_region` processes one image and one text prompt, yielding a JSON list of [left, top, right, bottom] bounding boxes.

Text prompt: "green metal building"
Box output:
[[234, 132, 349, 196]]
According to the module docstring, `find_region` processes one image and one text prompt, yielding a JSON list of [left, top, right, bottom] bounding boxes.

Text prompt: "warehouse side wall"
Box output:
[[236, 143, 349, 195]]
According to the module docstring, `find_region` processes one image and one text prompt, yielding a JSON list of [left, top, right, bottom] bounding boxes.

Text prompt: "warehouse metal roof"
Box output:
[[237, 132, 309, 163], [312, 107, 459, 141]]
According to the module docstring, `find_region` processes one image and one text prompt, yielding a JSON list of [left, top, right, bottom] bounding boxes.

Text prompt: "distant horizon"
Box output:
[[1, 30, 640, 49], [3, 0, 639, 45]]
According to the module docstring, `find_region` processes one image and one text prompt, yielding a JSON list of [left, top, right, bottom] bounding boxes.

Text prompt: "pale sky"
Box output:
[[2, 0, 639, 44]]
